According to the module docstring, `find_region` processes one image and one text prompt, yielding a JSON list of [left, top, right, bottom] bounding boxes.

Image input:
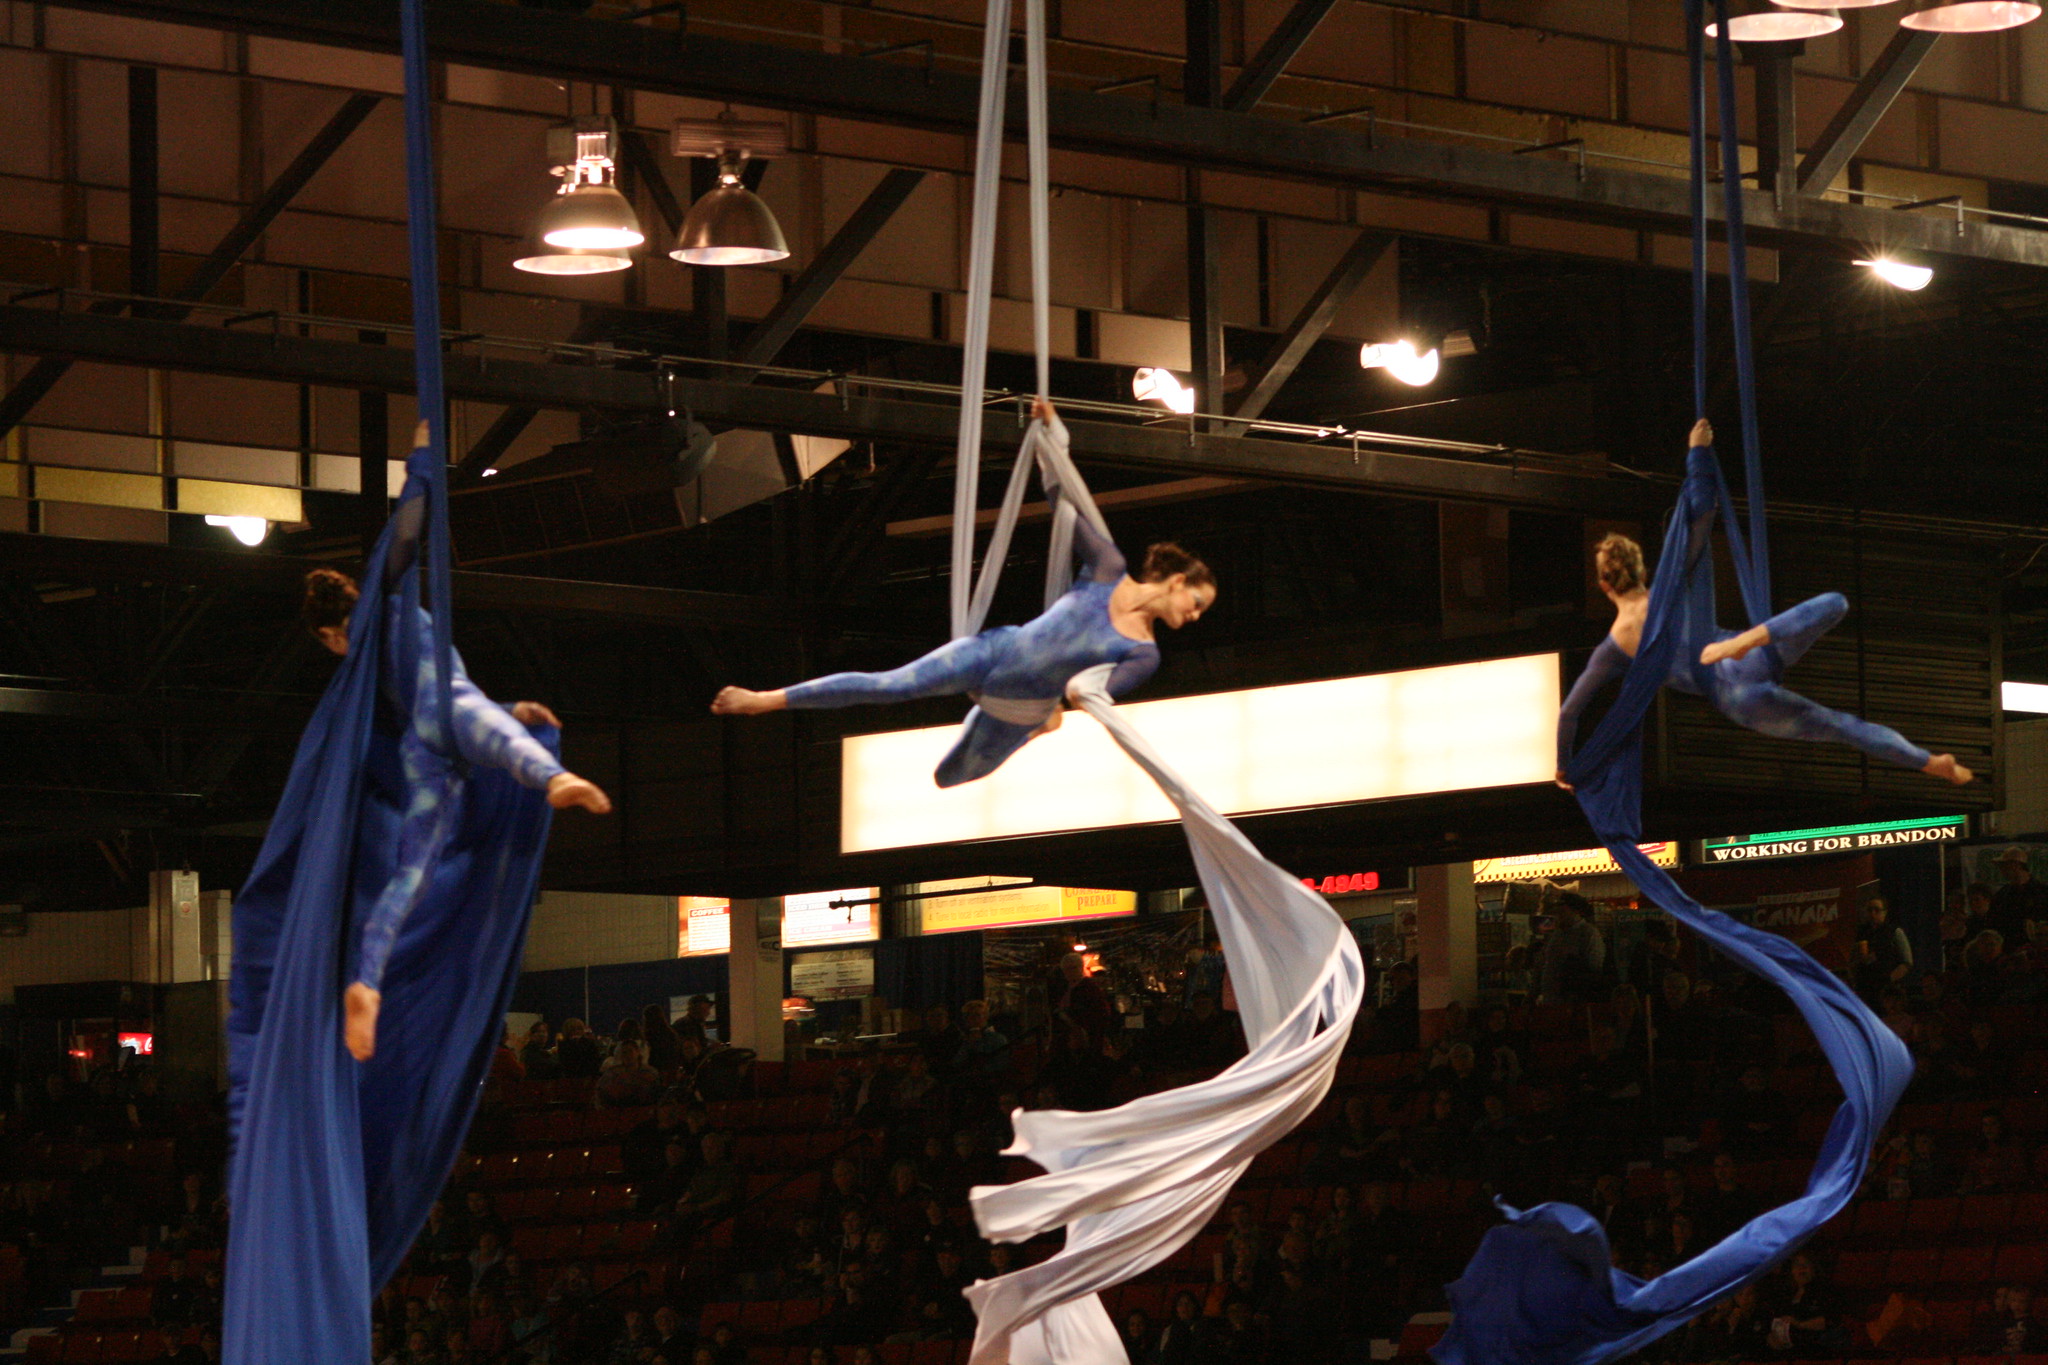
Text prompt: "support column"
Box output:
[[357, 329, 387, 559], [725, 896, 785, 1061], [1414, 861, 1477, 1042]]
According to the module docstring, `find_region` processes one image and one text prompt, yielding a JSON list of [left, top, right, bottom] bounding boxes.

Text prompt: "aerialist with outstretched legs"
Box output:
[[1557, 418, 1972, 791], [300, 424, 612, 1063], [713, 399, 1217, 786]]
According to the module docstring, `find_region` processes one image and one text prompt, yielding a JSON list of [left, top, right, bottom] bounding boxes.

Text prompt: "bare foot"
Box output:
[[711, 685, 786, 716], [1700, 625, 1770, 667], [1554, 770, 1575, 793], [547, 772, 613, 813], [1924, 754, 1975, 786], [344, 982, 381, 1062]]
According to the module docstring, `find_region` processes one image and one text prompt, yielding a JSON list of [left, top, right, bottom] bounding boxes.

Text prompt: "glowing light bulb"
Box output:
[[1856, 257, 1933, 291], [204, 514, 269, 546], [1132, 367, 1197, 414], [1359, 340, 1441, 386]]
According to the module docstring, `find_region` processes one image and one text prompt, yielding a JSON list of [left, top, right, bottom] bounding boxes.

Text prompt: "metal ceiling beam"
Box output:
[[53, 1, 2046, 266], [0, 528, 799, 628], [1231, 229, 1392, 425], [1222, 0, 1340, 113], [735, 167, 926, 369], [1797, 29, 1940, 196], [0, 90, 379, 441], [0, 303, 1627, 512]]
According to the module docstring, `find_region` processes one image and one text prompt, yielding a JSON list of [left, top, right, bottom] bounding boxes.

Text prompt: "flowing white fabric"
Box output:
[[963, 662, 1366, 1365], [942, 3, 1364, 1359]]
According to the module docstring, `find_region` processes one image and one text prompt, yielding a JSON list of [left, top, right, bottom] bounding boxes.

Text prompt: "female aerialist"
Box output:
[[1558, 419, 1971, 790], [300, 426, 612, 1062], [713, 400, 1215, 787]]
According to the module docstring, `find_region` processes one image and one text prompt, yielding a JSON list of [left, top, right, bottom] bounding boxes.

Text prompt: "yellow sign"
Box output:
[[1471, 842, 1679, 884], [919, 877, 1138, 934]]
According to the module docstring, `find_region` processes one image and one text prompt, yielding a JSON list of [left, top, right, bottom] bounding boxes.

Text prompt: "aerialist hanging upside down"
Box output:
[[1557, 418, 1972, 792], [713, 399, 1217, 787], [299, 425, 612, 1063]]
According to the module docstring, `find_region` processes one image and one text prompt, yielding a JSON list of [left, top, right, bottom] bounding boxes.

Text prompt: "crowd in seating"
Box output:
[[5, 895, 2048, 1365]]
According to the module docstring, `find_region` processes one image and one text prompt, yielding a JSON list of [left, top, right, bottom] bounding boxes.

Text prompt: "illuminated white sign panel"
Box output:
[[678, 897, 731, 956], [782, 887, 880, 947], [841, 653, 1560, 852]]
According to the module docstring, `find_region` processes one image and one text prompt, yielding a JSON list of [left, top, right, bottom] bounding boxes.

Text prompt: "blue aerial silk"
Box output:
[[1432, 1, 1912, 1361], [221, 4, 556, 1361]]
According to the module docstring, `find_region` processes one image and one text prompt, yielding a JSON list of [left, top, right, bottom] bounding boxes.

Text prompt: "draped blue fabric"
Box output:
[[222, 5, 557, 1360], [1431, 0, 1912, 1359]]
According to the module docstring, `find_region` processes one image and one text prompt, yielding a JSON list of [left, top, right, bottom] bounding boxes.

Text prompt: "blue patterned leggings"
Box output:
[[1705, 593, 1931, 771], [355, 674, 562, 993]]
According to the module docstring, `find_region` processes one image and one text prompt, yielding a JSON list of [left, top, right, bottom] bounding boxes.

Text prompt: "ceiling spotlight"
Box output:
[[671, 113, 792, 266], [1856, 256, 1934, 290], [1704, 1, 1845, 37], [532, 117, 644, 252], [1132, 367, 1197, 414], [1359, 339, 1441, 386], [204, 514, 268, 546], [1900, 0, 2040, 28]]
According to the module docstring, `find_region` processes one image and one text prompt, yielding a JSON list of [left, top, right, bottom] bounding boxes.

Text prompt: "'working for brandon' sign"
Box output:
[[1701, 815, 1966, 864]]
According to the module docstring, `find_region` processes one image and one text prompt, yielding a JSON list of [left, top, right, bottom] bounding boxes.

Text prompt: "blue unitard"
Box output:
[[785, 509, 1161, 786], [1558, 446, 1929, 775], [355, 499, 564, 995]]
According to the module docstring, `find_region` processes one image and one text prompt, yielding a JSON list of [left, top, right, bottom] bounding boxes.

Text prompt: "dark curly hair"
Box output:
[[1139, 542, 1214, 589], [300, 567, 360, 635]]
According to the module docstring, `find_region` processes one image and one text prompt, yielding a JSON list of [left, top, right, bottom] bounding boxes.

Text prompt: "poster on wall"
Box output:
[[678, 896, 731, 957], [790, 948, 875, 1001], [1682, 854, 1876, 973]]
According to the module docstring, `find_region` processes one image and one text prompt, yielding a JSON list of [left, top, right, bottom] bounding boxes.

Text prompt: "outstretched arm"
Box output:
[[381, 421, 435, 592], [1556, 637, 1629, 784], [1036, 397, 1126, 585], [1679, 418, 1719, 576]]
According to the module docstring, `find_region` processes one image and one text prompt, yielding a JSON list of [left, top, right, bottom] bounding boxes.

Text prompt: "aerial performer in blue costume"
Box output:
[[1556, 416, 1973, 794], [223, 3, 617, 1361], [297, 428, 613, 1063], [1430, 1, 1919, 1361], [711, 401, 1217, 786]]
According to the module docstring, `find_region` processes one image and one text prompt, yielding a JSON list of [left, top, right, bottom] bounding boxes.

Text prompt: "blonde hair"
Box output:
[[1595, 533, 1646, 595]]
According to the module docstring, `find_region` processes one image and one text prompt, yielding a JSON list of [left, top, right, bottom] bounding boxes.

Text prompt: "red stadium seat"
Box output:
[[1832, 1250, 1888, 1289], [1887, 1245, 1942, 1287], [1905, 1197, 1961, 1237], [1958, 1194, 2011, 1234], [1851, 1199, 1910, 1241], [1993, 1242, 2048, 1284], [1936, 1244, 1995, 1284], [22, 1334, 59, 1365]]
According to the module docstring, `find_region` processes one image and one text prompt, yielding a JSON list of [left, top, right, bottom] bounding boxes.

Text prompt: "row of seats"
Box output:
[[1833, 1192, 2048, 1243], [22, 1326, 203, 1365], [1834, 1241, 2048, 1289]]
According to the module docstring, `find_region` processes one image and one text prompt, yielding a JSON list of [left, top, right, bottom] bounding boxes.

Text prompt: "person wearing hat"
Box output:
[[1988, 847, 2047, 950]]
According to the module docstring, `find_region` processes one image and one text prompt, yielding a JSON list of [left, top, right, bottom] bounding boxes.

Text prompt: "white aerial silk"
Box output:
[[943, 3, 1366, 1360], [962, 664, 1366, 1364]]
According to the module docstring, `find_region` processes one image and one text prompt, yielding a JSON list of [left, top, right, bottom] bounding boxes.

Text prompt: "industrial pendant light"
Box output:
[[1704, 0, 1844, 37], [536, 117, 643, 250], [1770, 0, 1892, 8], [1900, 0, 2040, 29], [670, 113, 792, 267]]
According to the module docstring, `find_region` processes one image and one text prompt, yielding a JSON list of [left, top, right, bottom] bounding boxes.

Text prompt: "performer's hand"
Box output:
[[1030, 709, 1063, 739], [1689, 417, 1712, 448], [548, 772, 612, 814], [414, 419, 431, 450], [1554, 769, 1575, 792], [1033, 396, 1055, 425], [512, 701, 562, 730]]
